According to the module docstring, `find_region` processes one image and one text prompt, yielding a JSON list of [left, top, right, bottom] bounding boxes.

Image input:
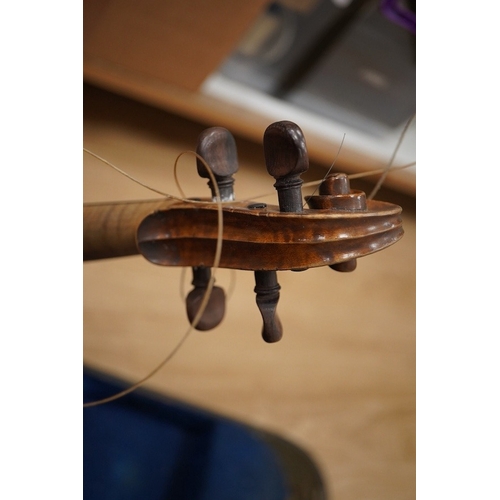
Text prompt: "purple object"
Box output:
[[380, 0, 416, 34]]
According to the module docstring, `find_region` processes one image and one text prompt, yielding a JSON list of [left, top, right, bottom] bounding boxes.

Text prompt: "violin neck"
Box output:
[[83, 199, 176, 261]]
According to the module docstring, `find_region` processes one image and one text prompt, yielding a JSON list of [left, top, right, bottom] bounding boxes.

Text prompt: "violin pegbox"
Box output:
[[135, 121, 404, 342]]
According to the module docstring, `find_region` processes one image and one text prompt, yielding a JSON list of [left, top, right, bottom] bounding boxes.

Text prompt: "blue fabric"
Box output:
[[83, 368, 288, 500]]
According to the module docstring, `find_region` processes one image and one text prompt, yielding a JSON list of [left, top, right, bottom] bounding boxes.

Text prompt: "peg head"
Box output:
[[186, 285, 226, 331], [185, 266, 226, 331], [263, 121, 309, 181], [196, 127, 238, 201], [263, 121, 309, 212]]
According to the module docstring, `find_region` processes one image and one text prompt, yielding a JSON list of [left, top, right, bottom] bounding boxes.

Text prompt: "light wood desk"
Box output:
[[83, 84, 415, 500]]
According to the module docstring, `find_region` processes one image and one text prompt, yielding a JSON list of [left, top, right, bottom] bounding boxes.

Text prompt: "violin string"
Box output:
[[83, 153, 224, 408], [83, 148, 232, 206], [302, 133, 346, 208], [84, 148, 173, 199], [84, 145, 415, 207], [175, 152, 236, 302], [347, 162, 415, 180], [367, 113, 416, 200], [239, 161, 415, 203]]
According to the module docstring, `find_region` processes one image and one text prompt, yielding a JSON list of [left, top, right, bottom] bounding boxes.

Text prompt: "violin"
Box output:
[[83, 121, 403, 343]]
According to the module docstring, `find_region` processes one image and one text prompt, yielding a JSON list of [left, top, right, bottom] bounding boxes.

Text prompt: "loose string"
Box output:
[[239, 161, 416, 203], [83, 151, 224, 408], [302, 133, 346, 208], [368, 113, 416, 200], [84, 147, 415, 207], [83, 148, 233, 206], [83, 148, 173, 199]]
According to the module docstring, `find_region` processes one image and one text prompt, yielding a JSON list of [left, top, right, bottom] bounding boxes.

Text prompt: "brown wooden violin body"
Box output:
[[83, 121, 403, 342]]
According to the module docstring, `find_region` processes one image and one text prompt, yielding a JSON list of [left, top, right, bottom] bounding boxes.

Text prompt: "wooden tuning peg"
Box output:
[[185, 267, 225, 331], [196, 127, 238, 201], [251, 121, 310, 342], [263, 120, 309, 212], [184, 127, 237, 331], [254, 271, 283, 343], [306, 172, 367, 272]]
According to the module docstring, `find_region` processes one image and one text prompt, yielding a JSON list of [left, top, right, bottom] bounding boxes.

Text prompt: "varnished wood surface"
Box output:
[[83, 85, 415, 500], [135, 199, 403, 270], [83, 199, 178, 260]]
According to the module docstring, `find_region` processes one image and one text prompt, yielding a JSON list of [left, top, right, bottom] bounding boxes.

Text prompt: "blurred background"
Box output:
[[84, 0, 415, 195], [83, 0, 415, 498]]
